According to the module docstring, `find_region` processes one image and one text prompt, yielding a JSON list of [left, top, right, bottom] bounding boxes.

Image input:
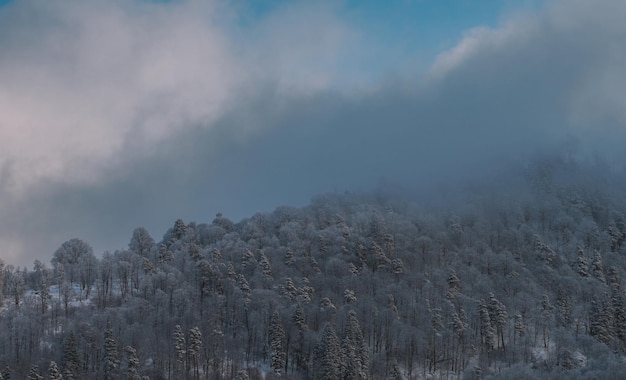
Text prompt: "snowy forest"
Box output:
[[3, 156, 626, 379]]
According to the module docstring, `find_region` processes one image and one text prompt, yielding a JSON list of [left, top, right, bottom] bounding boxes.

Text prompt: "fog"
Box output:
[[2, 0, 626, 267]]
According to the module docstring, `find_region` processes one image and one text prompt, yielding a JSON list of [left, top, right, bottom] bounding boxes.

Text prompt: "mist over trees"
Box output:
[[2, 156, 626, 379]]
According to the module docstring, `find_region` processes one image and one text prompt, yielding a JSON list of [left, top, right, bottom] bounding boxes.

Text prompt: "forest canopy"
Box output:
[[1, 156, 626, 379]]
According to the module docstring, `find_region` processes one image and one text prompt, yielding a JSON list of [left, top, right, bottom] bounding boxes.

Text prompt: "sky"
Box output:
[[1, 0, 626, 268]]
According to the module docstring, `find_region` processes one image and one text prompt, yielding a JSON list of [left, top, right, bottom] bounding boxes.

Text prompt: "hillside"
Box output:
[[2, 157, 626, 379]]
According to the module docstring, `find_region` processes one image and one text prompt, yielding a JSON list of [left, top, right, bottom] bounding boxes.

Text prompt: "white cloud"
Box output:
[[428, 0, 626, 136], [0, 0, 243, 193], [0, 0, 357, 196]]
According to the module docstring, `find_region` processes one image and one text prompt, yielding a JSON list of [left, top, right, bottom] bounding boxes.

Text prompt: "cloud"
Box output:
[[429, 0, 626, 135], [0, 0, 238, 192], [0, 0, 355, 195], [2, 0, 626, 267]]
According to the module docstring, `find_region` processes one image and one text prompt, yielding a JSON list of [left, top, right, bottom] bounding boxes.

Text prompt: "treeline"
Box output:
[[2, 157, 626, 379]]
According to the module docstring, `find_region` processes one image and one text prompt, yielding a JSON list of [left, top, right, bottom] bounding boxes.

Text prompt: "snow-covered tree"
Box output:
[[313, 324, 344, 380], [576, 247, 589, 277], [591, 250, 606, 284], [174, 325, 187, 374], [129, 227, 155, 257], [488, 293, 507, 350], [342, 310, 368, 380], [125, 346, 141, 380], [62, 332, 80, 379], [478, 300, 495, 353], [188, 327, 202, 379], [27, 366, 43, 380], [103, 327, 119, 380], [52, 238, 94, 286], [48, 361, 63, 380], [269, 312, 286, 375]]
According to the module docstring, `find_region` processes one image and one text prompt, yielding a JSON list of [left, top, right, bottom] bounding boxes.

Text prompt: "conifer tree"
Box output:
[[590, 293, 615, 345], [269, 312, 286, 375], [284, 249, 295, 266], [172, 219, 187, 241], [234, 369, 250, 380], [556, 291, 572, 327], [103, 327, 120, 380], [125, 346, 141, 380], [478, 300, 495, 352], [488, 293, 507, 350], [188, 327, 202, 379], [259, 252, 273, 279], [292, 304, 308, 371], [313, 324, 344, 380], [576, 247, 589, 277], [174, 325, 187, 374], [242, 249, 257, 270], [343, 310, 368, 380], [27, 366, 43, 380], [447, 269, 462, 299], [48, 361, 63, 380], [62, 333, 80, 379], [387, 358, 403, 380], [591, 251, 606, 284]]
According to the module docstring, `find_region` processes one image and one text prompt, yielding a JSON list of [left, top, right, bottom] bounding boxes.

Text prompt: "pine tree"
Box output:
[[576, 247, 589, 277], [234, 369, 250, 380], [446, 269, 461, 299], [237, 274, 251, 294], [478, 300, 495, 352], [284, 249, 295, 266], [26, 367, 41, 380], [48, 361, 63, 380], [387, 358, 403, 380], [450, 309, 467, 341], [172, 219, 187, 241], [292, 304, 308, 371], [608, 266, 621, 292], [189, 243, 202, 262], [342, 310, 368, 380], [590, 292, 616, 345], [125, 346, 141, 380], [103, 327, 119, 380], [269, 312, 286, 375], [188, 327, 202, 379], [158, 244, 173, 263], [391, 258, 405, 275], [556, 291, 572, 327], [241, 249, 257, 270], [591, 250, 606, 284], [259, 252, 273, 279], [174, 325, 187, 374], [27, 366, 43, 380], [313, 324, 344, 380], [62, 332, 80, 379], [280, 277, 298, 300], [488, 293, 507, 350]]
